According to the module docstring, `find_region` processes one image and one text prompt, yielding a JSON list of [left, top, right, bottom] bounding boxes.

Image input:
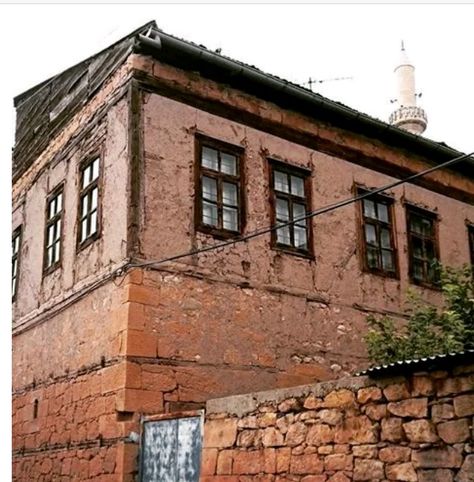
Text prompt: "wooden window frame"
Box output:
[[356, 187, 399, 279], [12, 226, 22, 301], [194, 135, 245, 239], [268, 159, 314, 259], [77, 155, 102, 251], [405, 203, 440, 288], [467, 223, 474, 266], [43, 184, 64, 275]]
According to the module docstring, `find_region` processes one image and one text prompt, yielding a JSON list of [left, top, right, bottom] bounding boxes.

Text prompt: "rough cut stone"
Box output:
[[323, 389, 356, 408], [453, 394, 474, 417], [381, 417, 404, 442], [387, 398, 428, 418], [334, 415, 377, 444], [411, 376, 435, 396], [278, 397, 301, 413], [307, 423, 334, 445], [431, 403, 455, 422], [417, 469, 454, 482], [327, 473, 351, 482], [353, 458, 384, 480], [437, 418, 470, 443], [403, 419, 439, 443], [318, 409, 343, 426], [379, 446, 411, 463], [357, 387, 383, 404], [285, 422, 307, 447], [204, 418, 238, 448], [262, 427, 284, 447], [412, 446, 463, 468], [455, 454, 474, 482], [384, 382, 410, 401], [290, 454, 324, 474], [324, 453, 353, 471], [365, 403, 387, 421], [304, 395, 322, 409], [353, 444, 378, 459], [385, 462, 417, 481]]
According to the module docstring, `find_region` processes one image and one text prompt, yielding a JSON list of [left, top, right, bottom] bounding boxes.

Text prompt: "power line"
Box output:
[[128, 152, 473, 271]]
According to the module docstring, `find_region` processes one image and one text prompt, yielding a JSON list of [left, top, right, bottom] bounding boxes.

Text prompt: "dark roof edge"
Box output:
[[13, 20, 157, 107], [135, 28, 473, 174]]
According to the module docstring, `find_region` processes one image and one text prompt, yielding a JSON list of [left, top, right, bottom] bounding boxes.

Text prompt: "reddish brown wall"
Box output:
[[200, 359, 474, 481]]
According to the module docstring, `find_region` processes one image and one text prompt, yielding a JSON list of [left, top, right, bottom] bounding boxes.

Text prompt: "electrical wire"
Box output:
[[128, 151, 473, 270]]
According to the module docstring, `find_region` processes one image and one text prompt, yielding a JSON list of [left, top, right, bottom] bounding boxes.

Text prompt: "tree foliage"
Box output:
[[365, 264, 474, 364]]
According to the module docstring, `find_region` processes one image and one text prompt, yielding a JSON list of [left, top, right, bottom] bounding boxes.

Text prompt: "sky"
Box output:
[[1, 2, 473, 474]]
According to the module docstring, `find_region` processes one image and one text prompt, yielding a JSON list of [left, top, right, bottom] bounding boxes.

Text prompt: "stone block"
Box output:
[[431, 403, 454, 422], [323, 389, 355, 408], [324, 453, 353, 471], [381, 417, 404, 442], [388, 398, 428, 418], [437, 418, 470, 443], [262, 427, 284, 447], [307, 424, 334, 445], [386, 462, 417, 481], [379, 446, 411, 463], [417, 469, 453, 482], [456, 454, 474, 482], [353, 444, 378, 458], [201, 448, 218, 475], [357, 387, 383, 404], [453, 394, 474, 417], [290, 454, 324, 475], [285, 422, 307, 447], [384, 382, 410, 401], [204, 419, 238, 449], [412, 446, 463, 468], [403, 420, 438, 443], [353, 459, 384, 480]]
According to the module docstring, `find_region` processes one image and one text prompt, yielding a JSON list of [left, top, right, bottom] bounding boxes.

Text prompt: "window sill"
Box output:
[[196, 225, 241, 241], [362, 268, 400, 280], [43, 262, 62, 278], [77, 232, 100, 253], [409, 278, 442, 291], [272, 244, 315, 261]]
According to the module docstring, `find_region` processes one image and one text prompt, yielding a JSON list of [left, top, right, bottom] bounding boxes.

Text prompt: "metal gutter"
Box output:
[[135, 29, 473, 175]]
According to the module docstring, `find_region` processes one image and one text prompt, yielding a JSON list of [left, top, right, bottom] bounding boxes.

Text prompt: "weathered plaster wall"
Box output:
[[12, 96, 131, 324], [200, 360, 474, 481]]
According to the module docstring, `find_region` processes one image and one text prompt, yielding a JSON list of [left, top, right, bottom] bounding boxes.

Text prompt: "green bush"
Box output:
[[365, 264, 474, 365]]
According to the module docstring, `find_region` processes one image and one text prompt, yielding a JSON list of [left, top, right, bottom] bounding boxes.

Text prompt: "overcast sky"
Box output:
[[1, 3, 473, 161]]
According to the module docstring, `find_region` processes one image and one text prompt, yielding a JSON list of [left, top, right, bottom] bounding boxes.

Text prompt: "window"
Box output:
[[358, 190, 397, 276], [44, 186, 64, 273], [468, 224, 474, 266], [270, 162, 311, 255], [196, 138, 243, 237], [406, 206, 439, 285], [78, 157, 100, 248], [12, 226, 21, 299]]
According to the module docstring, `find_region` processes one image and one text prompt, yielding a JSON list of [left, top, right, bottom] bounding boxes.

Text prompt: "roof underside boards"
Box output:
[[12, 21, 156, 179]]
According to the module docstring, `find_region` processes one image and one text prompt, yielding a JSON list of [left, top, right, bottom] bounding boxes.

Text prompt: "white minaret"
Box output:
[[389, 42, 427, 134]]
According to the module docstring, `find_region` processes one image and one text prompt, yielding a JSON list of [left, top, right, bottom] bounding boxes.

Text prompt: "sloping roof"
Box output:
[[356, 350, 474, 378]]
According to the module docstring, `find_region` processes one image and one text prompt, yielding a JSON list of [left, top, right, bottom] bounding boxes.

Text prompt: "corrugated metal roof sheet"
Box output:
[[356, 350, 474, 377]]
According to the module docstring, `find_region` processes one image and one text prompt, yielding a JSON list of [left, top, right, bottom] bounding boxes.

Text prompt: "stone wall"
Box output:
[[201, 358, 474, 481]]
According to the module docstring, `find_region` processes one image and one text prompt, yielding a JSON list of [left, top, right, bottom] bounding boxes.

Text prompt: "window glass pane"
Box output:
[[276, 198, 289, 221], [54, 242, 60, 262], [81, 219, 88, 241], [293, 203, 307, 226], [13, 236, 19, 254], [290, 175, 305, 197], [294, 226, 308, 249], [48, 225, 55, 245], [377, 203, 389, 223], [57, 193, 62, 212], [274, 171, 289, 193], [220, 153, 237, 175], [56, 222, 61, 240], [202, 201, 218, 227], [365, 224, 378, 246], [382, 250, 394, 271], [367, 247, 379, 269], [202, 176, 218, 202], [91, 187, 98, 210], [427, 262, 438, 283], [49, 199, 56, 219], [425, 240, 436, 261], [12, 259, 17, 277], [421, 217, 433, 237], [223, 182, 238, 206], [90, 211, 98, 235], [81, 195, 88, 218], [413, 259, 424, 279], [92, 158, 99, 181], [410, 215, 424, 235], [47, 246, 54, 267], [380, 228, 391, 249], [82, 166, 91, 188], [412, 236, 423, 258], [223, 207, 238, 231], [276, 225, 291, 245], [363, 199, 376, 219], [202, 147, 219, 171]]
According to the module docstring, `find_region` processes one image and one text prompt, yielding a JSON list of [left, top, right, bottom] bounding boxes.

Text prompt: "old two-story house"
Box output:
[[12, 21, 474, 481]]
